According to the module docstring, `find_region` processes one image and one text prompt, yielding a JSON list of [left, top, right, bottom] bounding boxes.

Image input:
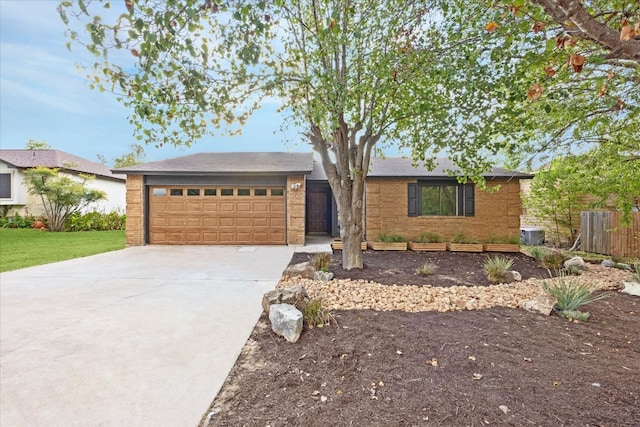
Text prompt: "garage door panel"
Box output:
[[149, 186, 286, 245]]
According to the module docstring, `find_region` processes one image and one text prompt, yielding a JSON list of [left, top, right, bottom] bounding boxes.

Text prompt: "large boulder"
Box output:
[[269, 304, 304, 343], [282, 262, 315, 279], [262, 285, 309, 314], [564, 256, 586, 271], [505, 271, 522, 283], [522, 294, 557, 316], [621, 282, 640, 297]]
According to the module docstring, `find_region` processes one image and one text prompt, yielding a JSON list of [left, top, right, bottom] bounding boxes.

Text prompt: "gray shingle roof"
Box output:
[[114, 152, 315, 175], [0, 149, 125, 181], [309, 157, 533, 180]]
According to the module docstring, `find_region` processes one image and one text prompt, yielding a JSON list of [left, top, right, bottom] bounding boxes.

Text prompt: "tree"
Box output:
[[25, 139, 52, 150], [98, 144, 146, 168], [24, 167, 106, 231], [60, 0, 504, 269]]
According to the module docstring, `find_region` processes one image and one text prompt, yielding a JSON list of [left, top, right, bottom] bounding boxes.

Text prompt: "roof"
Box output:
[[0, 149, 125, 181], [114, 152, 315, 175], [308, 157, 533, 180]]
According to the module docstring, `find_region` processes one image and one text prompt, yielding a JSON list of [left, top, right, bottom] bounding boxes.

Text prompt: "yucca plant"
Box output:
[[528, 246, 547, 262], [541, 251, 566, 269], [541, 274, 612, 321], [414, 231, 443, 243], [632, 262, 640, 283], [376, 232, 407, 243], [483, 255, 514, 283]]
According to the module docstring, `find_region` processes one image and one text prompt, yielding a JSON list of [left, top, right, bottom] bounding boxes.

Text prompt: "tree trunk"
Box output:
[[334, 173, 365, 270]]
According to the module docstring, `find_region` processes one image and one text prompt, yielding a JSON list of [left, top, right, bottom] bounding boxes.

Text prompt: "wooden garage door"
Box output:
[[149, 186, 286, 245]]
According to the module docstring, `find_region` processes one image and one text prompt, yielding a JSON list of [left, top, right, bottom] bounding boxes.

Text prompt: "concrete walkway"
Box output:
[[0, 245, 294, 427]]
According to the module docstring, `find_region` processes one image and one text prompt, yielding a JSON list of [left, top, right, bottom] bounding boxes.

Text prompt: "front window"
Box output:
[[0, 173, 12, 199], [421, 185, 457, 216]]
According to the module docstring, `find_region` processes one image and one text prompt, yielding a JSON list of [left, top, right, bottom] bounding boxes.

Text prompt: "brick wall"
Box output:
[[125, 175, 144, 246], [287, 175, 306, 245], [365, 178, 523, 242]]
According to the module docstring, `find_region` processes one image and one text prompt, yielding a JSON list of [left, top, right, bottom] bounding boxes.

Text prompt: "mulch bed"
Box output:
[[203, 251, 640, 426], [291, 250, 551, 286]]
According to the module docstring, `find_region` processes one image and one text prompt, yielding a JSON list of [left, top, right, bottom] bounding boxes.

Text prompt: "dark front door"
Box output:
[[307, 192, 328, 233]]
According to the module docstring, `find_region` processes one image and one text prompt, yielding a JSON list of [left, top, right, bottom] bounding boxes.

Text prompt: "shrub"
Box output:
[[541, 251, 565, 269], [528, 246, 547, 262], [312, 253, 331, 272], [414, 231, 443, 243], [1, 213, 34, 229], [416, 262, 437, 276], [376, 231, 407, 243], [632, 263, 640, 283], [541, 275, 611, 321], [65, 210, 126, 231], [300, 299, 335, 328], [483, 255, 514, 283], [564, 265, 582, 276], [450, 232, 478, 244]]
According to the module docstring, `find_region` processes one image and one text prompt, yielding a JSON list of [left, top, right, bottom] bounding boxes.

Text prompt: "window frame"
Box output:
[[408, 180, 474, 217], [0, 172, 12, 199]]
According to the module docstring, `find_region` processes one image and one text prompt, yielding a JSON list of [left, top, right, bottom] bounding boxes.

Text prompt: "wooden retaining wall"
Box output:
[[581, 211, 640, 258]]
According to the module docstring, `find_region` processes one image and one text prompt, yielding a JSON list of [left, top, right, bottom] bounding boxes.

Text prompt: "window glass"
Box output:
[[254, 189, 267, 196], [0, 173, 12, 198], [204, 189, 217, 196], [221, 189, 234, 196], [238, 188, 250, 196], [170, 188, 183, 196], [152, 188, 167, 197], [187, 188, 200, 196], [421, 185, 457, 216], [271, 188, 284, 196]]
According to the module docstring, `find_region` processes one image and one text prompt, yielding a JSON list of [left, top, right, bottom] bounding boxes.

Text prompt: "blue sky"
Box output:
[[0, 0, 320, 165]]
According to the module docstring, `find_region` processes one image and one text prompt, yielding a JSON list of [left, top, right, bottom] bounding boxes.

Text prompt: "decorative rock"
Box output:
[[601, 260, 615, 268], [314, 271, 334, 282], [269, 304, 303, 343], [522, 294, 557, 316], [262, 285, 309, 314], [564, 256, 586, 270], [508, 271, 522, 282], [282, 262, 316, 279], [621, 282, 640, 297]]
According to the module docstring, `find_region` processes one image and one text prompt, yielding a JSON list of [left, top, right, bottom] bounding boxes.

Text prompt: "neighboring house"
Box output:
[[115, 152, 532, 246], [0, 149, 126, 217]]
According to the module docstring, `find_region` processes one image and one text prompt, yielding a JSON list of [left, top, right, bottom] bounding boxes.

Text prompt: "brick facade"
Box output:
[[125, 175, 144, 246], [286, 175, 306, 245], [365, 178, 523, 242]]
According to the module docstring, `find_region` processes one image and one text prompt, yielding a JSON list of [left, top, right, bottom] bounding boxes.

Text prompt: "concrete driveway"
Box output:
[[0, 245, 294, 427]]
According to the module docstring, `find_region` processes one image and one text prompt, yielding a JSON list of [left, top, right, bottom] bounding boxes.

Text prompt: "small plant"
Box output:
[[541, 274, 612, 321], [414, 231, 443, 243], [311, 253, 331, 272], [632, 262, 640, 283], [564, 265, 582, 276], [376, 231, 407, 243], [506, 235, 521, 245], [450, 232, 478, 244], [300, 299, 335, 328], [528, 246, 547, 262], [416, 262, 437, 276], [483, 255, 514, 283], [541, 251, 565, 269]]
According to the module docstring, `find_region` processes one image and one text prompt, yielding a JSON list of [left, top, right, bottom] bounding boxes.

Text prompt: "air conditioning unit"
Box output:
[[521, 227, 545, 245]]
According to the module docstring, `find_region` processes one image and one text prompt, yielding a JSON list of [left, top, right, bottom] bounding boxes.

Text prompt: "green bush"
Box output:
[[376, 231, 407, 243], [542, 275, 611, 321], [416, 261, 437, 276], [528, 246, 547, 262], [632, 263, 640, 283], [65, 210, 126, 231], [483, 255, 514, 283], [300, 299, 335, 328], [312, 253, 331, 272], [0, 213, 34, 229], [414, 231, 443, 243]]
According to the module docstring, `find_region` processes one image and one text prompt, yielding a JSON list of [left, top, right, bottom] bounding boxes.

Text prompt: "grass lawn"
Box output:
[[0, 229, 126, 272]]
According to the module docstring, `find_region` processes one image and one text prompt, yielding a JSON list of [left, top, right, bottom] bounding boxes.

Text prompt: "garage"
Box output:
[[114, 152, 314, 246], [149, 186, 286, 245]]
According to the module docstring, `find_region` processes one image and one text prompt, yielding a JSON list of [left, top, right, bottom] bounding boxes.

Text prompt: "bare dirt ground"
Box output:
[[203, 250, 640, 427]]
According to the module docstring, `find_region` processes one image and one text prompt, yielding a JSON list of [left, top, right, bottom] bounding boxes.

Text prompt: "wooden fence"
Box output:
[[580, 211, 640, 258]]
